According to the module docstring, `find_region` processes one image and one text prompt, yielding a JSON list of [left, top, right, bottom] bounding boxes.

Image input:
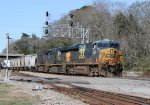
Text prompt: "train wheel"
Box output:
[[117, 71, 122, 77], [69, 68, 73, 75], [94, 67, 99, 77], [88, 68, 94, 77], [66, 66, 70, 75], [89, 71, 94, 77], [106, 70, 115, 77]]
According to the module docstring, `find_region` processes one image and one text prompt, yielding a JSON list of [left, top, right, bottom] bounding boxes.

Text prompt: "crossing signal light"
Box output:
[[68, 14, 73, 26], [45, 29, 48, 34], [69, 21, 73, 26], [69, 14, 73, 18], [45, 21, 48, 25], [46, 11, 48, 17]]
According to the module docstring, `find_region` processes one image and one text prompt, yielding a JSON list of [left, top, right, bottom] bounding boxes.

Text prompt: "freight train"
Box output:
[[10, 39, 123, 77]]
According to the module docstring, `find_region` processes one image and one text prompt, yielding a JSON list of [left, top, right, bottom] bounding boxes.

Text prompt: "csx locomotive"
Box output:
[[11, 39, 123, 77]]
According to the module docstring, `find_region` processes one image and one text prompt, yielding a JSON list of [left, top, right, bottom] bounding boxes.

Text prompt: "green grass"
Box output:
[[0, 83, 10, 97], [0, 83, 34, 105], [0, 100, 33, 105]]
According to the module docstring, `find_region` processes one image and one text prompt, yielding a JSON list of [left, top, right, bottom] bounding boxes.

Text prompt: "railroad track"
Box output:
[[12, 71, 150, 105], [51, 84, 150, 105]]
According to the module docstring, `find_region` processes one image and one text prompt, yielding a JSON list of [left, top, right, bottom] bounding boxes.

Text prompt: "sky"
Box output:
[[0, 0, 146, 53]]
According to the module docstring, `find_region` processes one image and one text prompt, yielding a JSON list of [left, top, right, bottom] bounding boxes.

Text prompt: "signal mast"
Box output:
[[43, 11, 90, 44]]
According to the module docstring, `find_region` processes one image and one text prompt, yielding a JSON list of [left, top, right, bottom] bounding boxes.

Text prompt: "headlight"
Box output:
[[110, 49, 113, 53]]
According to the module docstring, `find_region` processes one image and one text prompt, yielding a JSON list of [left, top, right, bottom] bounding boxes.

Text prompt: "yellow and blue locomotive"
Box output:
[[36, 39, 123, 77]]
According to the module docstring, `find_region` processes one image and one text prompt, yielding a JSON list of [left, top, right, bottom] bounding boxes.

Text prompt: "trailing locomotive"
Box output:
[[11, 39, 123, 77]]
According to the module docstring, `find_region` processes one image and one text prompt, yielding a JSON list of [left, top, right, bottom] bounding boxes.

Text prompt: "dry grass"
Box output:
[[0, 83, 35, 105]]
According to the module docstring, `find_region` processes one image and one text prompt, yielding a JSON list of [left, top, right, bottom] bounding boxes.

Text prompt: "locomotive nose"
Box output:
[[105, 54, 119, 65]]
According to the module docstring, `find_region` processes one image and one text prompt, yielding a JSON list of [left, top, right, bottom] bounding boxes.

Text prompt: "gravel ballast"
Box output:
[[19, 71, 150, 99]]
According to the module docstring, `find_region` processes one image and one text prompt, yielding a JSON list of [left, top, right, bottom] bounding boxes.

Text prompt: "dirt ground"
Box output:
[[0, 70, 88, 105], [1, 69, 150, 105], [18, 71, 150, 99]]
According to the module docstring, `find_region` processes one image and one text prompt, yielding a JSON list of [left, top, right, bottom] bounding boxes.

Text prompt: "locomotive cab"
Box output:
[[93, 39, 120, 52], [93, 39, 123, 76]]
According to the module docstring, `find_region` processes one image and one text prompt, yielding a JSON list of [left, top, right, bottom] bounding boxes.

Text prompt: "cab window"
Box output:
[[110, 43, 119, 49], [98, 43, 102, 47], [102, 43, 109, 48], [98, 43, 109, 48]]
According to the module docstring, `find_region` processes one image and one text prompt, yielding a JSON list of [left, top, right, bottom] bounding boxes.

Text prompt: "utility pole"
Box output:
[[4, 33, 10, 82]]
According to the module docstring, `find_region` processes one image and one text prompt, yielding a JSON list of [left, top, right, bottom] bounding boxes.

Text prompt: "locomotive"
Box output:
[[11, 39, 123, 77]]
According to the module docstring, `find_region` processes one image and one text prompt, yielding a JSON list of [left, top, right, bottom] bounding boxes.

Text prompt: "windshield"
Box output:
[[98, 43, 109, 48], [96, 41, 120, 49], [110, 43, 119, 49]]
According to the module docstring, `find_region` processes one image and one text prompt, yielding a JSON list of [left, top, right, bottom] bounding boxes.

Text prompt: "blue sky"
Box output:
[[0, 0, 145, 53]]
